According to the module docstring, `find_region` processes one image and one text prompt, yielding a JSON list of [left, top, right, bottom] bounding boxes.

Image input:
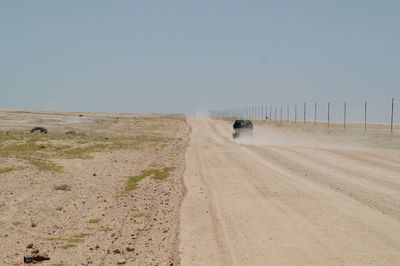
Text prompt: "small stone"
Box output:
[[26, 243, 33, 249], [126, 246, 135, 252], [31, 249, 39, 254], [113, 249, 121, 254], [117, 259, 126, 265], [93, 173, 97, 176]]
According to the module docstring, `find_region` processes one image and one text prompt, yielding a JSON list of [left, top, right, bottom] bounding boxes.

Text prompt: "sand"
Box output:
[[0, 110, 189, 265], [179, 117, 400, 265]]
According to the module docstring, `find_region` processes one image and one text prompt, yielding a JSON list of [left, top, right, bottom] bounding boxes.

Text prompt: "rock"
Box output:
[[126, 246, 135, 252], [26, 243, 33, 249], [93, 173, 97, 177], [30, 127, 48, 134], [31, 249, 39, 255], [113, 249, 121, 254], [54, 184, 71, 191], [117, 259, 126, 265]]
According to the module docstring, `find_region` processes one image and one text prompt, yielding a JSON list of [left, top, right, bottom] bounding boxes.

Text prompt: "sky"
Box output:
[[0, 1, 399, 122]]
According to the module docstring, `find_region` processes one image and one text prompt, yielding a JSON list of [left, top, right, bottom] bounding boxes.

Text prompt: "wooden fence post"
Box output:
[[344, 101, 347, 130], [364, 102, 367, 132], [328, 102, 330, 128], [314, 102, 317, 125], [391, 98, 394, 133]]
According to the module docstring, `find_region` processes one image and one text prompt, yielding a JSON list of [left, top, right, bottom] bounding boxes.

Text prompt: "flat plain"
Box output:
[[0, 110, 189, 265]]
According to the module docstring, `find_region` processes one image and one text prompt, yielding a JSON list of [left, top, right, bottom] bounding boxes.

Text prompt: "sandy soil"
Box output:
[[179, 117, 400, 265], [0, 110, 189, 266]]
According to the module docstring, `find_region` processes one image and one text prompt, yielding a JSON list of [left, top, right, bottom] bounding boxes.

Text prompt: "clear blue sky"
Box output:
[[1, 1, 399, 121]]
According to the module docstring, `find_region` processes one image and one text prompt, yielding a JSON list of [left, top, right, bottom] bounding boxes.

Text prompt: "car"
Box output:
[[232, 120, 253, 138]]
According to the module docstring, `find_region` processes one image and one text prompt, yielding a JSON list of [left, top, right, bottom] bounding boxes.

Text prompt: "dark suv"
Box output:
[[232, 120, 253, 138]]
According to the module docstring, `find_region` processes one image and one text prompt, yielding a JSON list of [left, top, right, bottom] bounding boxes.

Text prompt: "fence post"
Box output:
[[328, 102, 330, 128], [344, 101, 347, 130], [275, 107, 277, 121], [304, 103, 306, 124], [314, 102, 317, 125], [391, 98, 394, 133], [364, 102, 367, 132], [280, 107, 283, 122], [295, 104, 297, 124]]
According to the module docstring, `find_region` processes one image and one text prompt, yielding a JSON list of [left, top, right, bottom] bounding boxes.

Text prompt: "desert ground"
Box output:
[[2, 111, 400, 266], [180, 117, 400, 265], [0, 110, 189, 265]]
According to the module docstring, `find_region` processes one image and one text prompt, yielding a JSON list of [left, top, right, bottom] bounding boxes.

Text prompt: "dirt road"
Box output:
[[179, 117, 400, 265]]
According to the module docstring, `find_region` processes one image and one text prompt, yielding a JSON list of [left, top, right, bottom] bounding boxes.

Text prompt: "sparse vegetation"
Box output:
[[61, 244, 76, 249], [45, 233, 89, 249], [0, 166, 20, 174], [150, 167, 174, 180], [88, 219, 101, 224], [125, 167, 174, 191], [0, 112, 187, 264], [0, 126, 174, 172], [99, 226, 112, 232], [54, 184, 71, 191], [131, 210, 146, 218], [125, 174, 147, 191]]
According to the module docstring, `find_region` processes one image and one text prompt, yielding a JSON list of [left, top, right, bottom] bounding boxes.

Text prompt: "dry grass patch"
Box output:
[[131, 210, 146, 218], [88, 218, 101, 224], [99, 226, 112, 232], [45, 233, 90, 249], [125, 167, 174, 191], [0, 166, 21, 174], [0, 130, 173, 173]]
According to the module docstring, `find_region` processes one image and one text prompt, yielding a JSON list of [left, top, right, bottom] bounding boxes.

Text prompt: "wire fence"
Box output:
[[212, 98, 398, 133]]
